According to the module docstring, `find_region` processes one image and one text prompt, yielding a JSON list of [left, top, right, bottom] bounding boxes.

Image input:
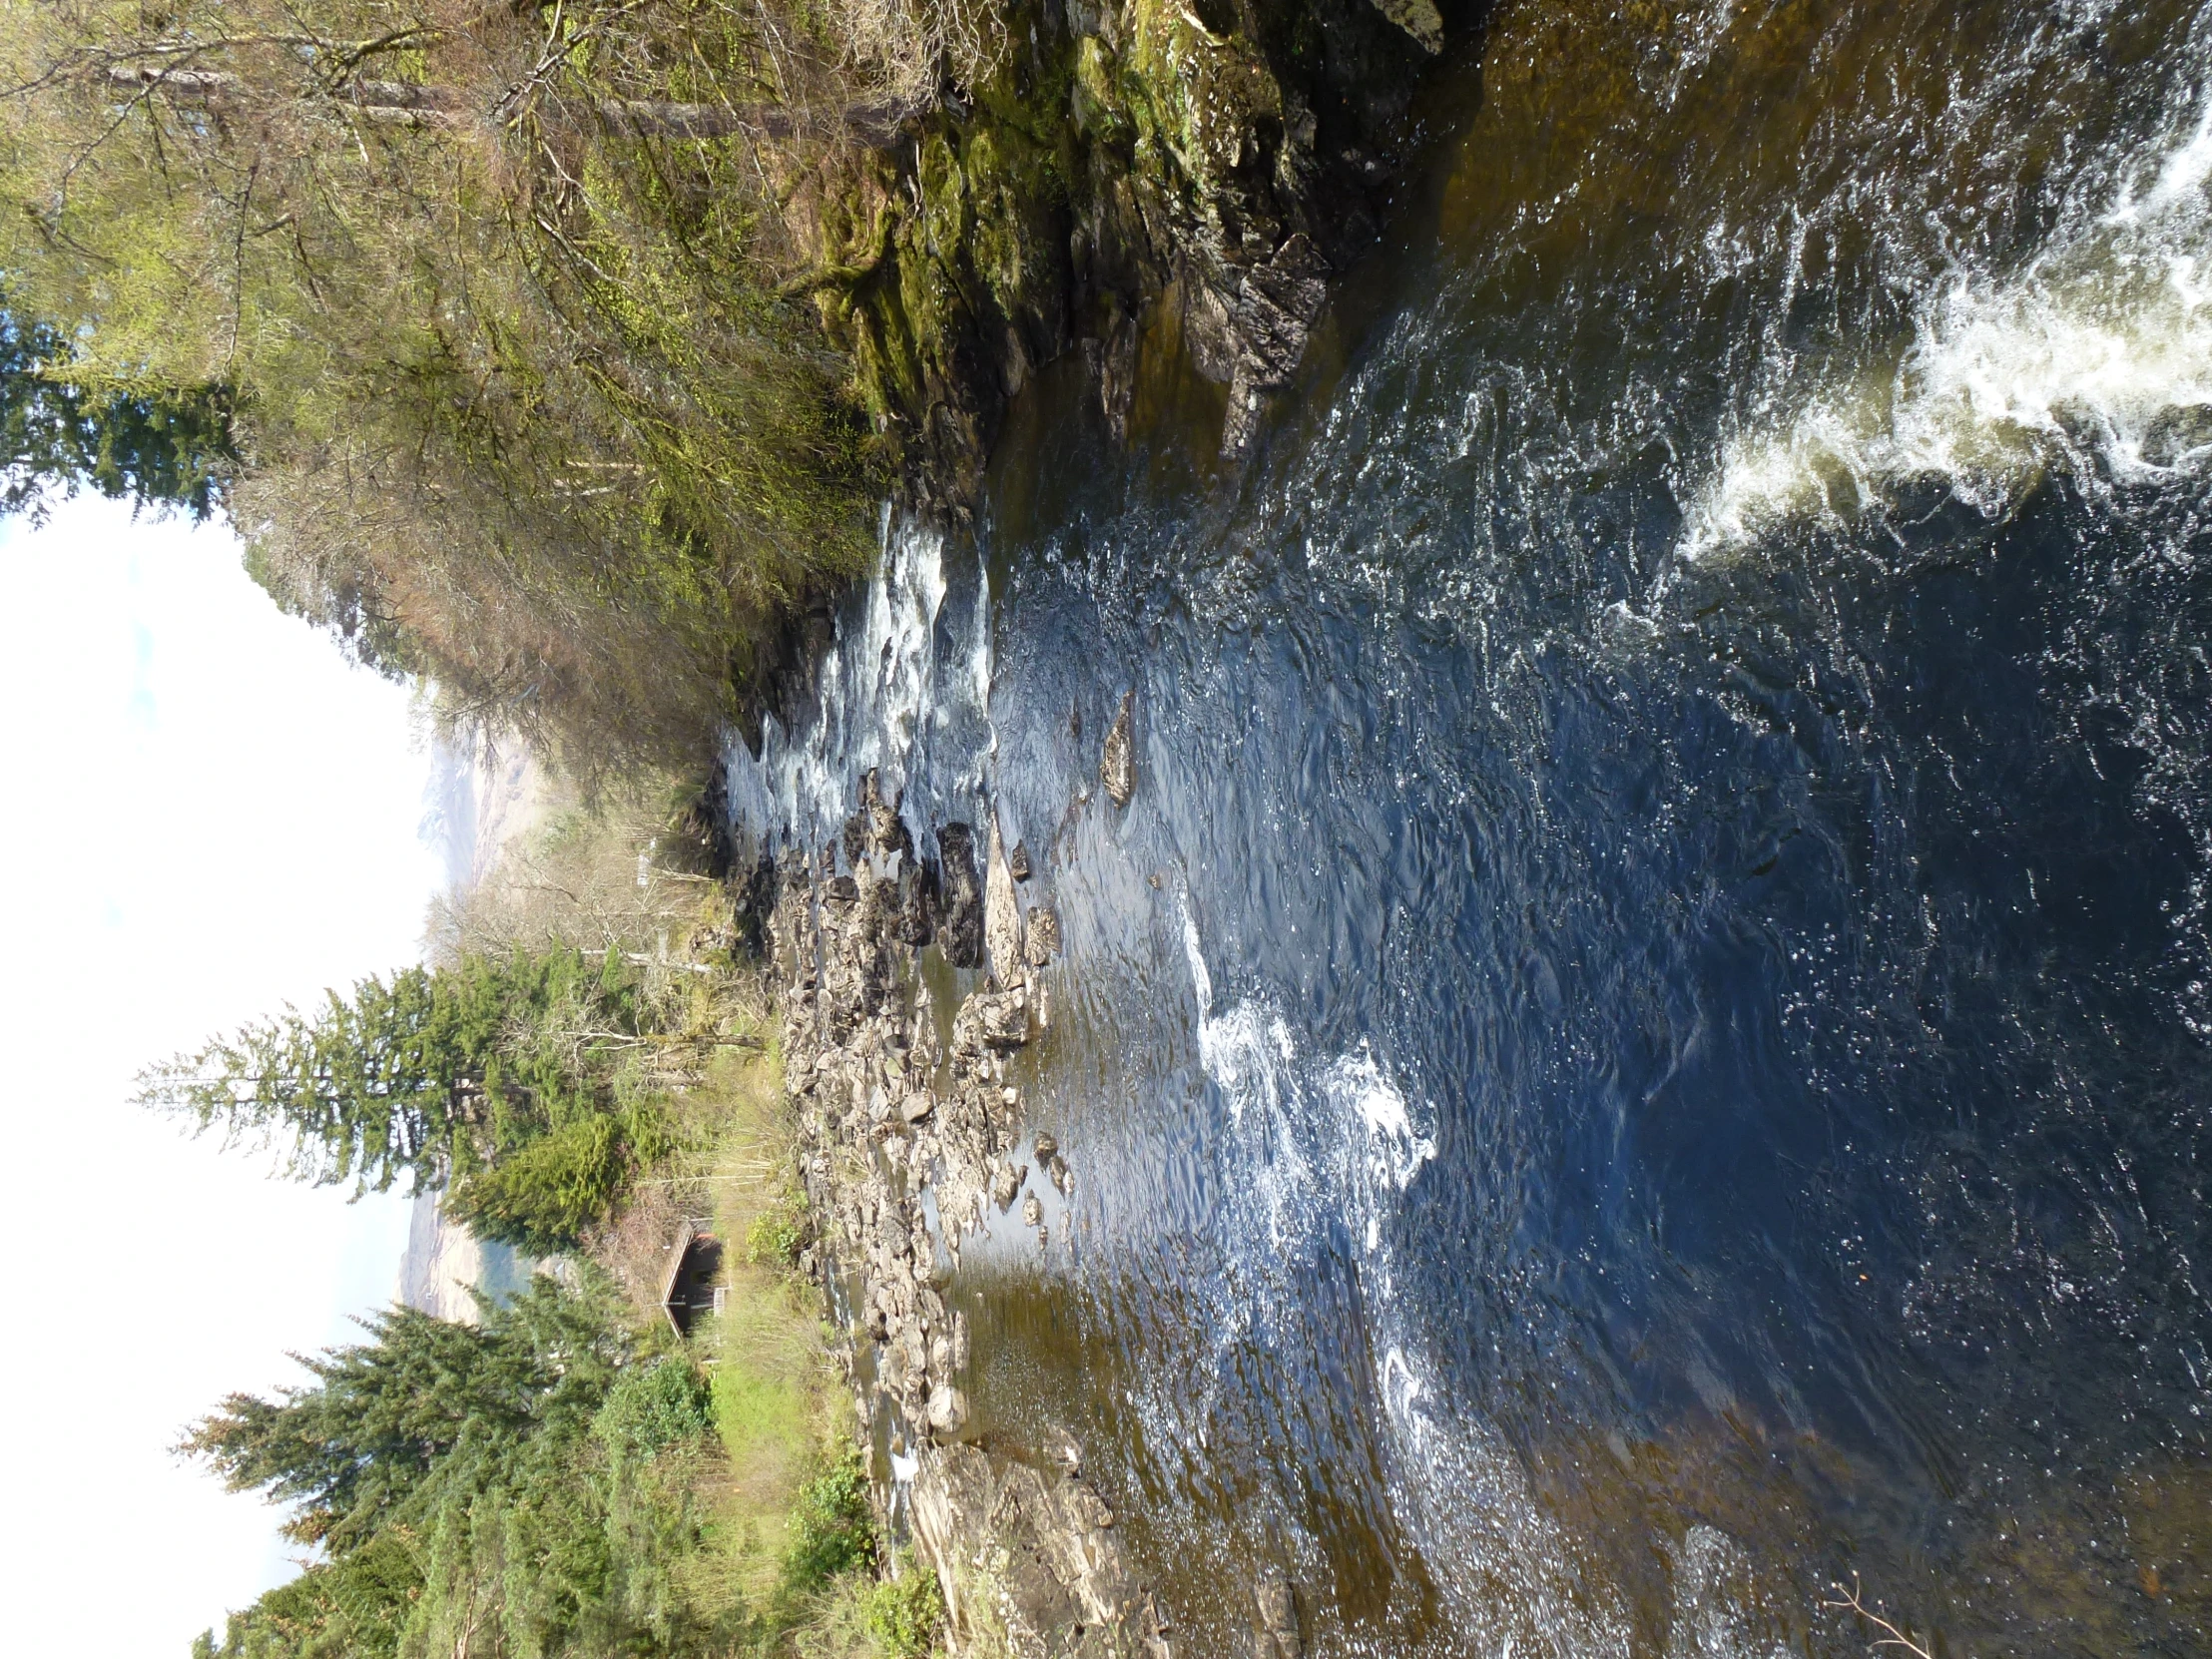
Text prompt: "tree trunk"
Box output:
[[101, 64, 902, 143]]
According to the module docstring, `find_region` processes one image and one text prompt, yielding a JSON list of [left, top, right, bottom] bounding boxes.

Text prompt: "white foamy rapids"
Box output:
[[1686, 64, 2212, 559], [1182, 909, 1780, 1656], [724, 514, 985, 844], [1180, 904, 1433, 1276]]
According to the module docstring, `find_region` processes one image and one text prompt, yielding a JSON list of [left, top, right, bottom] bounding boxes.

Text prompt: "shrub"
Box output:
[[864, 1555, 947, 1657], [593, 1360, 715, 1464], [746, 1194, 809, 1270], [781, 1446, 877, 1593]]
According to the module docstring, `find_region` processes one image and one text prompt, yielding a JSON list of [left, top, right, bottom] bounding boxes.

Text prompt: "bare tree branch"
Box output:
[[1821, 1576, 1935, 1659]]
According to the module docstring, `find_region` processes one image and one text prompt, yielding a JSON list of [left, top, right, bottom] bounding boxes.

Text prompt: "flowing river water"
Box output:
[[727, 1, 2212, 1651]]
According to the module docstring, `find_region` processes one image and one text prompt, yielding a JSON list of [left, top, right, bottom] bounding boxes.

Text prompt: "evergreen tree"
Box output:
[[136, 948, 645, 1212], [189, 1536, 420, 1659], [184, 1280, 628, 1548], [1, 303, 235, 520], [185, 1278, 646, 1659]]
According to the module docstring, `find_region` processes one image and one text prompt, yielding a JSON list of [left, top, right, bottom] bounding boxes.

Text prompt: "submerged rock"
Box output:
[[1102, 692, 1137, 808], [935, 823, 985, 967], [1255, 1571, 1302, 1659]]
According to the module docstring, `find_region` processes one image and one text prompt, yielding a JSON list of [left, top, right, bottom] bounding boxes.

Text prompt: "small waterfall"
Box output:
[[1687, 10, 2212, 556], [724, 515, 990, 849]]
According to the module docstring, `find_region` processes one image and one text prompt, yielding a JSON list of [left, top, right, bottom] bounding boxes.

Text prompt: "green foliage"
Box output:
[[594, 1359, 715, 1464], [139, 947, 683, 1248], [0, 0, 873, 770], [863, 1556, 947, 1658], [745, 1191, 809, 1269], [1, 301, 235, 521], [780, 1447, 878, 1595], [449, 1113, 627, 1255]]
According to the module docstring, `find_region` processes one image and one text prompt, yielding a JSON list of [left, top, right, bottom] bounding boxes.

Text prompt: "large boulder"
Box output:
[[935, 824, 985, 967]]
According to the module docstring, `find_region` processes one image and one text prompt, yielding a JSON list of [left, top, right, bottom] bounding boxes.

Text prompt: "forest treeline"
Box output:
[[183, 1274, 939, 1658], [3, 0, 1446, 778], [0, 0, 940, 772], [155, 796, 943, 1659]]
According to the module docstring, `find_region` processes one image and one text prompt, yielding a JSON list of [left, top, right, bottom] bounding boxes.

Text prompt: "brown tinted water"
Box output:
[[730, 2, 2212, 1651]]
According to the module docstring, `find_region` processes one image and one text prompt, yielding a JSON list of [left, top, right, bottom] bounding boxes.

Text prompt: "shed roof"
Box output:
[[660, 1219, 700, 1335]]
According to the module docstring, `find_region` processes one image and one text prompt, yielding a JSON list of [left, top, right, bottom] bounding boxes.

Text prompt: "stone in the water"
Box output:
[[1255, 1570, 1302, 1658], [1033, 1132, 1058, 1163], [1009, 839, 1033, 881], [1101, 691, 1136, 808], [1366, 0, 1441, 52], [1022, 1192, 1044, 1228], [934, 824, 984, 968], [984, 817, 1025, 986], [1025, 902, 1061, 966], [977, 989, 1031, 1048]]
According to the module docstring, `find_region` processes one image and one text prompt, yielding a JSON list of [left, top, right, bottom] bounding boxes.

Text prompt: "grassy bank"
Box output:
[[595, 1036, 947, 1659], [178, 787, 943, 1658]]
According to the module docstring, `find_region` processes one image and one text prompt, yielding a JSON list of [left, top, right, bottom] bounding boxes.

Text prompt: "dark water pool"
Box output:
[[730, 1, 2212, 1650]]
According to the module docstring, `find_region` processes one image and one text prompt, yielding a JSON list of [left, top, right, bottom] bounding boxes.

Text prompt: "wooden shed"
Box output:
[[660, 1219, 726, 1337]]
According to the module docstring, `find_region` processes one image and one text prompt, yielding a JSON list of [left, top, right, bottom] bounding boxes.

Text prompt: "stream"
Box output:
[[729, 2, 2212, 1650]]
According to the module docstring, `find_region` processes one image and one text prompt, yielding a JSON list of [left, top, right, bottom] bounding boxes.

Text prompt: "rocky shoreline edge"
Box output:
[[760, 701, 1286, 1657]]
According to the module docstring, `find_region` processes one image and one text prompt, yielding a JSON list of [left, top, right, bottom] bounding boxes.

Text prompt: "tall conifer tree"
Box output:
[[137, 949, 649, 1233]]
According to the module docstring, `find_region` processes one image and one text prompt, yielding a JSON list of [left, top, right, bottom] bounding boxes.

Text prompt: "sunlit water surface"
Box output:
[[728, 2, 2212, 1651]]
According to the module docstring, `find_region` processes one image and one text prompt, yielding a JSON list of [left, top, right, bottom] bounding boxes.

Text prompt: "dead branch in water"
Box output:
[[1821, 1574, 1934, 1659]]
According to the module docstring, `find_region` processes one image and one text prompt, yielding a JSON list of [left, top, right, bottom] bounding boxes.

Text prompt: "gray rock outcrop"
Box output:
[[908, 1442, 1174, 1659], [772, 770, 1171, 1656]]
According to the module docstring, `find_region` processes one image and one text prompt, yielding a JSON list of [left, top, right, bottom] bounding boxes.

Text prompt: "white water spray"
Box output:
[[1686, 42, 2212, 557]]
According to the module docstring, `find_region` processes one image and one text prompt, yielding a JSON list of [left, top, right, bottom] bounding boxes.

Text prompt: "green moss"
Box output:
[[1072, 37, 1129, 142]]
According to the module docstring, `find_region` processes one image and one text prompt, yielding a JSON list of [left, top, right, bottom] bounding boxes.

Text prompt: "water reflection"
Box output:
[[731, 0, 2212, 1651]]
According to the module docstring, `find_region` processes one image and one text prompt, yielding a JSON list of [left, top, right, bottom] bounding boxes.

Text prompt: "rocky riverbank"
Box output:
[[768, 705, 1237, 1657], [791, 0, 1471, 506]]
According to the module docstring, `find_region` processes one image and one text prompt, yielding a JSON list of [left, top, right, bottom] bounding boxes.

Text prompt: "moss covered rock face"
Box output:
[[798, 0, 1461, 493]]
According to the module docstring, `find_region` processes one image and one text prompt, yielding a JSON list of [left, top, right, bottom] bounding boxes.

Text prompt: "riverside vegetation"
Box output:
[[1, 0, 1457, 771], [158, 791, 945, 1659], [7, 0, 1472, 1651]]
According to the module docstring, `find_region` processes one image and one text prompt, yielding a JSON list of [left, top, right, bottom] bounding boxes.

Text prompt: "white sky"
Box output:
[[0, 496, 446, 1656]]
